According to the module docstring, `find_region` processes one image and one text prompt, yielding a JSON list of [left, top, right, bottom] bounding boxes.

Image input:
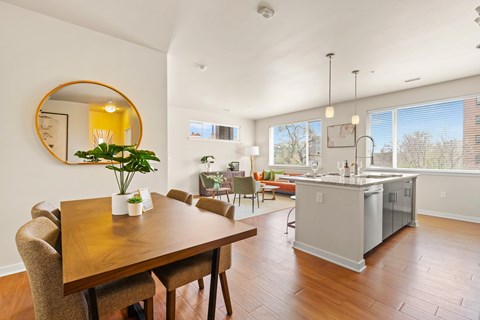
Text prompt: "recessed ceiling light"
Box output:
[[404, 77, 421, 83], [104, 101, 116, 113], [476, 44, 480, 49], [197, 64, 207, 71], [223, 108, 231, 112], [258, 6, 275, 19]]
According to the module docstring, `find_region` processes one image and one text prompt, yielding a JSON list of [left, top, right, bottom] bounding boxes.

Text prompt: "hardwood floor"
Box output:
[[2, 212, 480, 319]]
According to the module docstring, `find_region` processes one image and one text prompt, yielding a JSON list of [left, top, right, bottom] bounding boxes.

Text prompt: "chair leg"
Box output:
[[144, 297, 154, 320], [166, 290, 176, 320], [251, 195, 254, 213], [285, 207, 295, 234], [198, 278, 205, 290], [219, 272, 233, 315], [233, 193, 236, 205], [256, 192, 260, 208]]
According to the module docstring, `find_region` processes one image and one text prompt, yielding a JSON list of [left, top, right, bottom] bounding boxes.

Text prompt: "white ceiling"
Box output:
[[4, 0, 480, 119]]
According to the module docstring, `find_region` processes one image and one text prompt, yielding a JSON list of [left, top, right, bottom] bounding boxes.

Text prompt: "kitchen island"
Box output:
[[286, 173, 418, 272]]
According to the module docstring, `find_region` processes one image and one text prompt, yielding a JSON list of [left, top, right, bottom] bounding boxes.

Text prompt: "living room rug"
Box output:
[[195, 194, 295, 221]]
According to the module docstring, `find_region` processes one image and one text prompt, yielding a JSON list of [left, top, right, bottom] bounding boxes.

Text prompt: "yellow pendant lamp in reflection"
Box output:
[[104, 100, 116, 113], [325, 53, 335, 118]]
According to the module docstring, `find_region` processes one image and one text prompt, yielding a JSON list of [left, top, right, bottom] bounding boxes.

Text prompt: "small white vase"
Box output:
[[128, 202, 143, 216], [111, 193, 132, 215]]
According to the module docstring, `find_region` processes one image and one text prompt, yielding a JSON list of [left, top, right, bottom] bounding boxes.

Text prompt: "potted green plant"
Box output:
[[200, 155, 215, 172], [206, 173, 224, 190], [127, 196, 143, 216], [75, 143, 160, 215]]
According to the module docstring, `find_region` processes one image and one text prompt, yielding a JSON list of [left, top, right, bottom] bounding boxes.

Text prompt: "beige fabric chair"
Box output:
[[31, 201, 61, 228], [166, 189, 193, 205], [153, 197, 234, 320], [16, 217, 155, 320], [232, 176, 261, 213]]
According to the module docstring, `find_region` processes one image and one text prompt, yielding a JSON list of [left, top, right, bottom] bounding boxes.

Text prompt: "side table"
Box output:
[[206, 187, 231, 202]]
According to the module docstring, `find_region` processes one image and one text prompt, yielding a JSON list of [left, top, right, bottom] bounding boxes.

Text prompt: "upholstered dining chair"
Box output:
[[31, 201, 61, 228], [152, 197, 234, 320], [16, 217, 156, 320], [166, 189, 193, 205], [232, 176, 261, 213]]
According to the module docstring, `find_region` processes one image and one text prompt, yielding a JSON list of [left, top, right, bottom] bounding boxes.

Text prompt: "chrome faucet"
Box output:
[[354, 135, 375, 176]]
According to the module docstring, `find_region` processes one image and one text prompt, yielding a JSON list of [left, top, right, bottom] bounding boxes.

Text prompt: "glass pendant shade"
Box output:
[[351, 114, 360, 124], [325, 106, 334, 118]]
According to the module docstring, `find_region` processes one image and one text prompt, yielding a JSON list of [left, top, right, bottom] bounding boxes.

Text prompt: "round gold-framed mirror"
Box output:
[[35, 80, 143, 164]]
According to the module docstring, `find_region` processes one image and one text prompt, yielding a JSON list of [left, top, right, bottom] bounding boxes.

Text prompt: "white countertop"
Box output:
[[282, 172, 419, 188]]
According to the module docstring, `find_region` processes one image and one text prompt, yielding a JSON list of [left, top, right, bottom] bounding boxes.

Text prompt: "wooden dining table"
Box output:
[[61, 192, 257, 319]]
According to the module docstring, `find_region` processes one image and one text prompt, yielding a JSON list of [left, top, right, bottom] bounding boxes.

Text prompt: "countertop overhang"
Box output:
[[281, 172, 419, 188]]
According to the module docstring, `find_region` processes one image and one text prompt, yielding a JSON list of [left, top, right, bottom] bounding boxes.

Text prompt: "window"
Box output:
[[270, 120, 321, 165], [189, 121, 239, 141], [368, 95, 480, 171]]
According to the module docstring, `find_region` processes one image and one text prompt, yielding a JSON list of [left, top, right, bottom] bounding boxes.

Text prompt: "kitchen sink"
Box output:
[[360, 174, 403, 179]]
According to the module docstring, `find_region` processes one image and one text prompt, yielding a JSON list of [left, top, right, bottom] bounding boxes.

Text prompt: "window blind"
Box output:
[[368, 96, 480, 171]]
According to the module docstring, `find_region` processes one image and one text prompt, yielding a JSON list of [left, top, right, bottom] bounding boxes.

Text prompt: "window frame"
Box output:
[[268, 118, 322, 167], [366, 94, 480, 176], [188, 120, 240, 143]]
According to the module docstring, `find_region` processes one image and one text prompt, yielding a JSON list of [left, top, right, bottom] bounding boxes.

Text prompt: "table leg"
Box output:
[[88, 288, 99, 320], [262, 189, 265, 202], [272, 189, 276, 200], [208, 248, 220, 320], [226, 191, 230, 202]]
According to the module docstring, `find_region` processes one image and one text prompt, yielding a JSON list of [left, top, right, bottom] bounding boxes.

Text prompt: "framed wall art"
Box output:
[[38, 111, 69, 160], [327, 123, 356, 148]]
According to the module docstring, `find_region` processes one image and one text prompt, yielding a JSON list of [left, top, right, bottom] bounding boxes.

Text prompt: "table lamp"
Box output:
[[245, 146, 259, 176]]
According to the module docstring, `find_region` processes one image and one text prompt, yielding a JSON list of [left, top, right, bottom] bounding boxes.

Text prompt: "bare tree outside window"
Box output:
[[272, 120, 322, 165]]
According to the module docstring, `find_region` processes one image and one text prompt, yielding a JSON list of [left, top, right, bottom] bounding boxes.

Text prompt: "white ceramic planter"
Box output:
[[128, 202, 143, 216], [111, 193, 132, 215]]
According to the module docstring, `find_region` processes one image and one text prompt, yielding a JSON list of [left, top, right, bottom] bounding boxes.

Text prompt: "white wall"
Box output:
[[168, 106, 255, 194], [0, 2, 168, 273], [256, 75, 480, 221]]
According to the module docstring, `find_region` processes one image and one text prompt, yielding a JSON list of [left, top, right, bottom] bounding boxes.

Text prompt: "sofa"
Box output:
[[253, 171, 302, 194]]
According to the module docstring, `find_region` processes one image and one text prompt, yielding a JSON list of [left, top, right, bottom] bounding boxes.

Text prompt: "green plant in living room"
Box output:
[[74, 143, 160, 195], [200, 155, 215, 172], [206, 173, 224, 189]]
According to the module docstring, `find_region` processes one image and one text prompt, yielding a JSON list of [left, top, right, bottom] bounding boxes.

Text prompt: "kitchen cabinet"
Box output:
[[382, 179, 413, 240]]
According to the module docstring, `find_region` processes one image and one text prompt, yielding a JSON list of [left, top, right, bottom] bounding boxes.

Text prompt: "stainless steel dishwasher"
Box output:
[[364, 184, 383, 253]]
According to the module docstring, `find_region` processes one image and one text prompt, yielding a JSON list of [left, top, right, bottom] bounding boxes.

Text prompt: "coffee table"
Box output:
[[260, 185, 280, 202]]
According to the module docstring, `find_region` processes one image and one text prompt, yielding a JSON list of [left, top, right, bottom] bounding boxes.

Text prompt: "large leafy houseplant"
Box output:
[[75, 143, 160, 195]]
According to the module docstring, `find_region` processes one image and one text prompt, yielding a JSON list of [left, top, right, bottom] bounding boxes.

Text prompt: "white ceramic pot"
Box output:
[[111, 193, 132, 215], [128, 202, 143, 216]]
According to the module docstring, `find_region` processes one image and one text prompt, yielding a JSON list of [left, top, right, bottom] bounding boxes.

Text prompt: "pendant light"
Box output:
[[325, 53, 335, 118], [351, 70, 360, 125]]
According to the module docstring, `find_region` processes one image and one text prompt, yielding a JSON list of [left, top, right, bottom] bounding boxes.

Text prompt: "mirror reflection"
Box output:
[[36, 81, 142, 164]]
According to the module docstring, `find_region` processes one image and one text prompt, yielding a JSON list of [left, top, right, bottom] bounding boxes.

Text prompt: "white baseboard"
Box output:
[[293, 241, 366, 273], [0, 263, 25, 277], [418, 210, 480, 224]]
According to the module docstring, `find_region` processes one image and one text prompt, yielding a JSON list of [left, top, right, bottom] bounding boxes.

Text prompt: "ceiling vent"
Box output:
[[258, 6, 275, 19]]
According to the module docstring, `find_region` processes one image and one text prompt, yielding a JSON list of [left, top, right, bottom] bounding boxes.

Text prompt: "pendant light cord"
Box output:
[[353, 70, 359, 114], [328, 55, 332, 107]]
